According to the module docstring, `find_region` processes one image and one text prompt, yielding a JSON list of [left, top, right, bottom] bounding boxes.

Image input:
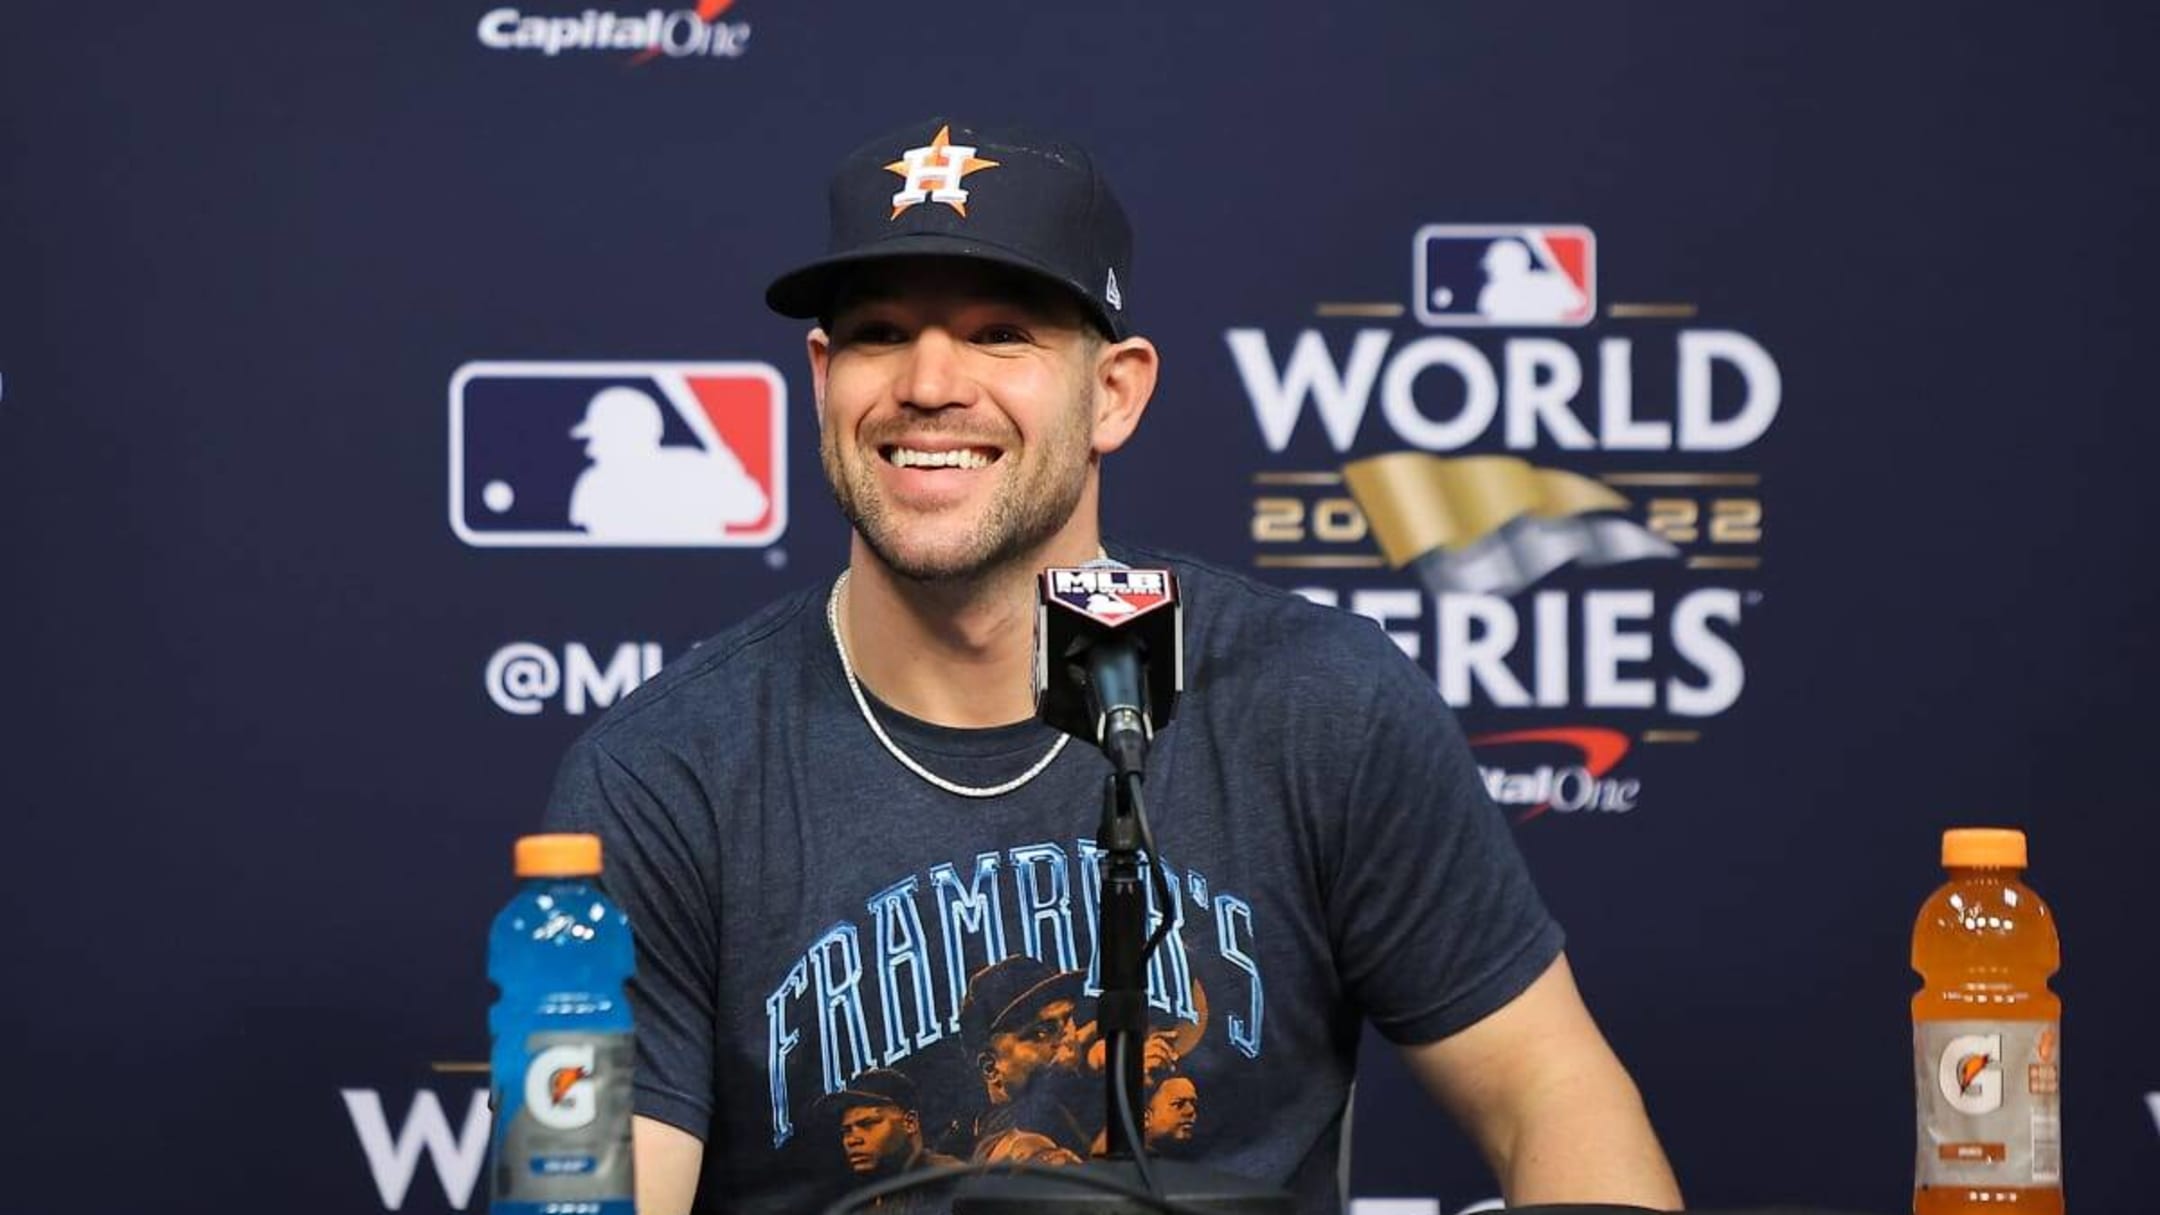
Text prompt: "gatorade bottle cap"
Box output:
[[515, 833, 603, 877], [1942, 827, 2027, 869]]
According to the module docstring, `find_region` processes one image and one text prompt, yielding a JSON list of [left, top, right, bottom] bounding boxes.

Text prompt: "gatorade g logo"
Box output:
[[526, 1043, 599, 1130], [1939, 1034, 2004, 1115]]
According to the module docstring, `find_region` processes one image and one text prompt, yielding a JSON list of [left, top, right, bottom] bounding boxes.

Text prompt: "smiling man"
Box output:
[[543, 117, 1683, 1214]]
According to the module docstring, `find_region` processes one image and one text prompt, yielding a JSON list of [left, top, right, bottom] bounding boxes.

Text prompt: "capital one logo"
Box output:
[[1939, 1034, 2003, 1115], [527, 1043, 599, 1130]]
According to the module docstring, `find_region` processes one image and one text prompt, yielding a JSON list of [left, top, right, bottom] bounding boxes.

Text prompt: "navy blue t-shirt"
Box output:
[[542, 547, 1562, 1213]]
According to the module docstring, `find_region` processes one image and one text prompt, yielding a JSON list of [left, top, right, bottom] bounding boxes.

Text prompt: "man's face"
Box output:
[[986, 996, 1081, 1101], [810, 260, 1102, 583], [1144, 1076, 1197, 1146], [837, 1101, 918, 1175]]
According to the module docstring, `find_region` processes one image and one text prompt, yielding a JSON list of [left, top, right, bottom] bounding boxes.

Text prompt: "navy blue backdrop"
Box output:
[[4, 3, 2156, 1212]]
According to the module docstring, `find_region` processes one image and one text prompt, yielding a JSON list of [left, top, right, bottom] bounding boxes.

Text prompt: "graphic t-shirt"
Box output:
[[542, 547, 1563, 1213]]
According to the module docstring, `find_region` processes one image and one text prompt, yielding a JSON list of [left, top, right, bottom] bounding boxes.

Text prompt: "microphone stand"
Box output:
[[1096, 771, 1149, 1159], [955, 768, 1292, 1214]]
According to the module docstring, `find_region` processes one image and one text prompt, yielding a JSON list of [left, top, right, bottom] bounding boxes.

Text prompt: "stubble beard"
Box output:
[[822, 392, 1094, 586]]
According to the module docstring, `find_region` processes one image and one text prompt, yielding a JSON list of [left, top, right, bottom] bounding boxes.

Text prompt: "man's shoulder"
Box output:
[[574, 583, 825, 753]]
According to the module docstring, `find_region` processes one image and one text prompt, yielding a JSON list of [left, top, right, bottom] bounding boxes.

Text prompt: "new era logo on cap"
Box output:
[[765, 117, 1137, 340]]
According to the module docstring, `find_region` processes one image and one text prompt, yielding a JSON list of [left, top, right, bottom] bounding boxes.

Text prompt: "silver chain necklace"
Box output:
[[826, 569, 1070, 798]]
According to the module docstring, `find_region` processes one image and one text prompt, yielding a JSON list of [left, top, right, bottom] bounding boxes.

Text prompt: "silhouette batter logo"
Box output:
[[450, 361, 787, 548], [1414, 225, 1596, 327]]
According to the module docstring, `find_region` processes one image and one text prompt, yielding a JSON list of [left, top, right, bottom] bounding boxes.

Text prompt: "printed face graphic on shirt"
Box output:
[[1145, 1075, 1199, 1147], [986, 997, 1081, 1102], [761, 836, 1263, 1165], [836, 1102, 918, 1175]]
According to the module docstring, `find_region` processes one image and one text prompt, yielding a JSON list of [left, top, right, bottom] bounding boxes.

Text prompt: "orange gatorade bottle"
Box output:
[[1911, 828, 2062, 1215]]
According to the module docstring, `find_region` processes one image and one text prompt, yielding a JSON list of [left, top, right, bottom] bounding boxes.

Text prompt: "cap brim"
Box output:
[[986, 967, 1089, 1038], [765, 233, 1124, 339], [810, 1087, 901, 1121]]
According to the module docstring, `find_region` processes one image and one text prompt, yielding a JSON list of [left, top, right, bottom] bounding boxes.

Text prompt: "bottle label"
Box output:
[[493, 1030, 637, 1213], [1914, 1020, 2062, 1188]]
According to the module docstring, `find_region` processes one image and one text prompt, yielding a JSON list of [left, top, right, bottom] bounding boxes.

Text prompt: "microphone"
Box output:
[[1034, 558, 1184, 775]]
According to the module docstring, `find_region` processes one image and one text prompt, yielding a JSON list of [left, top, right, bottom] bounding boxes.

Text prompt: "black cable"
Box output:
[[1120, 771, 1181, 1202], [1112, 1029, 1161, 1198], [1124, 772, 1178, 964]]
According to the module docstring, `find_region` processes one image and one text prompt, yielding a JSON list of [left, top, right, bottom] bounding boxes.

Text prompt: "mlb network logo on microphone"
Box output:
[[1413, 225, 1596, 328], [450, 361, 787, 547]]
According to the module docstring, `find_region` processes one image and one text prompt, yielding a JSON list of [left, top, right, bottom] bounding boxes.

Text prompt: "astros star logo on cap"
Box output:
[[884, 125, 1000, 220]]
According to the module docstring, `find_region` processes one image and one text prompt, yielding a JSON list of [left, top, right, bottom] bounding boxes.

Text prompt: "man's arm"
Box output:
[[1399, 953, 1682, 1210], [544, 736, 725, 1215], [634, 1116, 705, 1215]]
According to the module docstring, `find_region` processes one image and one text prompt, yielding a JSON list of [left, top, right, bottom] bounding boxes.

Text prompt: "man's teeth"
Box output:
[[889, 447, 992, 469]]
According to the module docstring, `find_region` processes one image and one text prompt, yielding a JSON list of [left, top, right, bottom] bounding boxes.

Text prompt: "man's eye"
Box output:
[[977, 325, 1029, 345], [843, 322, 904, 345]]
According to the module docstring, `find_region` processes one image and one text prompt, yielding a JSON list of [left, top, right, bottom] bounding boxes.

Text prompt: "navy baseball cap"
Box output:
[[810, 1067, 921, 1121], [959, 955, 1088, 1049], [765, 117, 1135, 340]]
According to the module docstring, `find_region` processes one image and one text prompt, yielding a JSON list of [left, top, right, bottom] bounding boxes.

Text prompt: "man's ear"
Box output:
[[1091, 336, 1159, 455], [806, 327, 832, 428]]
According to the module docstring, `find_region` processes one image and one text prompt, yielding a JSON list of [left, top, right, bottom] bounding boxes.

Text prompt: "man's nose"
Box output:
[[898, 328, 977, 411]]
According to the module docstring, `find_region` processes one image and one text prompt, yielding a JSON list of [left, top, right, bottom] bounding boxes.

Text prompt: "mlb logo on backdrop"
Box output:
[[450, 361, 787, 547], [1413, 225, 1596, 327]]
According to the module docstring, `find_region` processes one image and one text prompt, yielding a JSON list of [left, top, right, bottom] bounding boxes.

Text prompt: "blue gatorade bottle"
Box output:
[[489, 833, 636, 1214]]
